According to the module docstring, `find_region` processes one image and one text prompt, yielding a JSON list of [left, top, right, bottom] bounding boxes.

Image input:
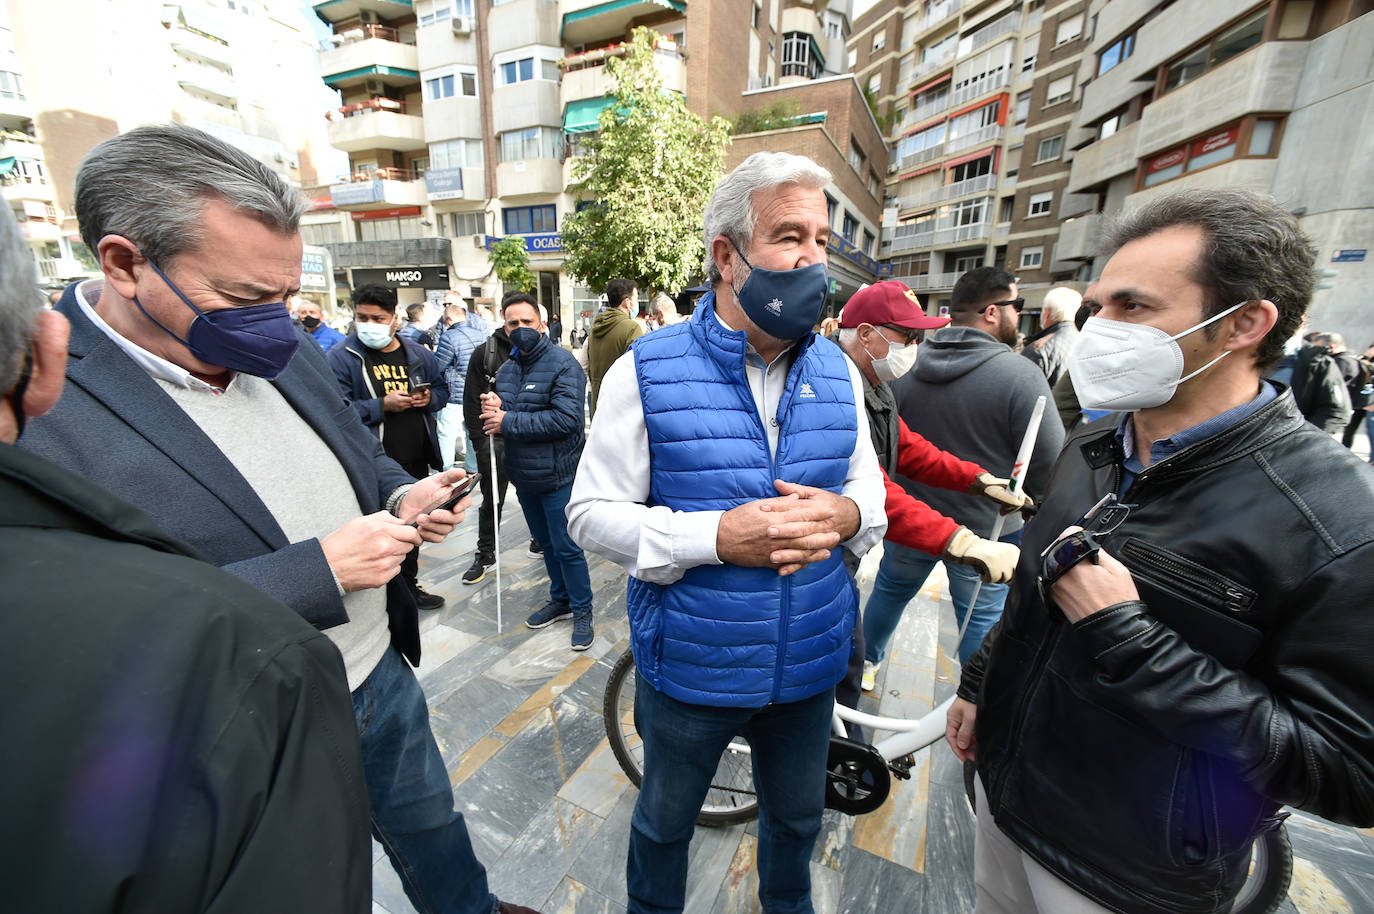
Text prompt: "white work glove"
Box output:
[[969, 471, 1035, 519], [942, 527, 1020, 584]]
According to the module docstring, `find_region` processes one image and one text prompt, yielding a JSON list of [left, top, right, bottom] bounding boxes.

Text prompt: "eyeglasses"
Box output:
[[1038, 495, 1133, 585], [880, 323, 924, 345], [990, 297, 1026, 313]]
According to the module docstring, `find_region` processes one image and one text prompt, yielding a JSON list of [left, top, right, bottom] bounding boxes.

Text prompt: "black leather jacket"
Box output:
[[960, 390, 1374, 914]]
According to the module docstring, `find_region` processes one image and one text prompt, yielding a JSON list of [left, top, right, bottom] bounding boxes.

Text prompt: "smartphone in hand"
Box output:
[[404, 474, 480, 526]]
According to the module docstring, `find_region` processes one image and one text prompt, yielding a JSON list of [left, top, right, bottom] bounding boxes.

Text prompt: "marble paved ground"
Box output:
[[375, 493, 1374, 914]]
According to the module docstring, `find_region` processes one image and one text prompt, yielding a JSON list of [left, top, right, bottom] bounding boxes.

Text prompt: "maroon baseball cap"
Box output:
[[839, 281, 951, 331]]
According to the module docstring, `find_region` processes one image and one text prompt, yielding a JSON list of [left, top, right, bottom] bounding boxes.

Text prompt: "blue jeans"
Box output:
[[1366, 411, 1374, 463], [353, 647, 497, 914], [627, 675, 834, 914], [516, 482, 593, 616], [863, 532, 1021, 667]]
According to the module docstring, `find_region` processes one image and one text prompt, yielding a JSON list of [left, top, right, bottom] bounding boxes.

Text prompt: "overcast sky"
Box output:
[[853, 0, 880, 22]]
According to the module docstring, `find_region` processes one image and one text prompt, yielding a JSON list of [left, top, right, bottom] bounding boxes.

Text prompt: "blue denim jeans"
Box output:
[[627, 674, 834, 914], [353, 647, 497, 914], [863, 532, 1021, 667], [515, 482, 593, 616]]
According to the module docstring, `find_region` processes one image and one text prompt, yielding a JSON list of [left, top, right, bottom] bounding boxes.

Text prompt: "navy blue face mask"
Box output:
[[509, 326, 543, 357], [729, 239, 829, 341], [132, 255, 300, 380]]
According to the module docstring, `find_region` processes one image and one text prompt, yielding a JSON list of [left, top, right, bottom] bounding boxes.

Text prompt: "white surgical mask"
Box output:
[[864, 335, 920, 383], [1070, 301, 1246, 411], [356, 321, 396, 350]]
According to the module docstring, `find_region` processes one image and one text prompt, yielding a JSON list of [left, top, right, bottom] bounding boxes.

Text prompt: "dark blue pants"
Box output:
[[515, 482, 593, 616]]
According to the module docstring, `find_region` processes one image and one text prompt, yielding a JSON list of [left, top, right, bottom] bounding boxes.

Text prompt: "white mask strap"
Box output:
[[1166, 300, 1248, 343]]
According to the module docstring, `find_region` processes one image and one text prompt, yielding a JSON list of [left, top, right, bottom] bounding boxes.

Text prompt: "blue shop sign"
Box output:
[[825, 235, 881, 276], [1332, 249, 1366, 263], [426, 168, 464, 201], [330, 180, 383, 206], [483, 233, 564, 253]]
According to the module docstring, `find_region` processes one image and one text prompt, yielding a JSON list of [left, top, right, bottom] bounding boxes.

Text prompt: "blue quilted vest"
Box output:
[[628, 293, 859, 707]]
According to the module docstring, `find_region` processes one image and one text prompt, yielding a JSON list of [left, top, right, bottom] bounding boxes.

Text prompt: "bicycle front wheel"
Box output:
[[602, 649, 760, 827]]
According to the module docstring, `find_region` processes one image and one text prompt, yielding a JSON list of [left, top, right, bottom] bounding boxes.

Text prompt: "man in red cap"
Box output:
[[833, 281, 1033, 694]]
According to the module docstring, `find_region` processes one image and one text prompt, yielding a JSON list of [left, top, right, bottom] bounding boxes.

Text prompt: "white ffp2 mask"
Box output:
[[1070, 301, 1246, 411], [868, 338, 920, 383]]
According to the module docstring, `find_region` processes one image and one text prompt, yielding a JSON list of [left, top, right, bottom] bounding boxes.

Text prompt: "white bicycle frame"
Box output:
[[831, 696, 956, 760]]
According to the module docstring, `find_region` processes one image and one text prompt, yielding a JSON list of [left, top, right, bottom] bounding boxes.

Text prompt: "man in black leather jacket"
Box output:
[[945, 189, 1374, 914]]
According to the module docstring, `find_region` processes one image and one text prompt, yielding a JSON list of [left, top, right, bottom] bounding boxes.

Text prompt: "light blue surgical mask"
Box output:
[[356, 320, 396, 350]]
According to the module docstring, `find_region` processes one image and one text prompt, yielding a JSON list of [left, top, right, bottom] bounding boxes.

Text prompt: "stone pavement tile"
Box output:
[[372, 852, 419, 914], [813, 809, 857, 873], [558, 653, 617, 715], [496, 696, 609, 796], [453, 756, 552, 866], [921, 783, 976, 914], [486, 625, 598, 691], [493, 656, 597, 737], [566, 790, 637, 906], [487, 797, 606, 910], [557, 739, 635, 820], [833, 846, 926, 914], [419, 640, 509, 706], [1287, 854, 1374, 914], [542, 876, 628, 914], [852, 749, 931, 872], [414, 623, 483, 684], [1286, 811, 1374, 877], [429, 673, 533, 759]]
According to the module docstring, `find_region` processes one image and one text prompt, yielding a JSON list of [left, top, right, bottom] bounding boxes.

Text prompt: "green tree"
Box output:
[[560, 27, 731, 294], [489, 235, 536, 293]]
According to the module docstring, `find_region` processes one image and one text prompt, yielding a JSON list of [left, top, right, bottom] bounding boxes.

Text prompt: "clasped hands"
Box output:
[[716, 480, 861, 576], [479, 391, 505, 436]]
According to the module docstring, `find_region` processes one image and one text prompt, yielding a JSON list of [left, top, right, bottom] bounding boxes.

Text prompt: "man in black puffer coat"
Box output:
[[947, 189, 1374, 914], [479, 292, 594, 651]]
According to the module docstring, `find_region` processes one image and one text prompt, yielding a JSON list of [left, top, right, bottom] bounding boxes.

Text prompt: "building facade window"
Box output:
[[923, 32, 957, 68], [1035, 134, 1063, 162], [862, 230, 875, 256], [1140, 117, 1283, 188], [360, 216, 425, 241], [429, 138, 483, 169], [1044, 74, 1073, 106], [426, 73, 456, 100], [950, 154, 992, 183], [499, 58, 535, 85], [872, 30, 886, 53], [1022, 51, 1037, 74], [849, 139, 866, 174], [842, 211, 858, 242], [502, 205, 557, 234], [898, 122, 946, 161], [953, 253, 984, 272], [1097, 31, 1136, 75], [1028, 191, 1053, 216], [998, 196, 1014, 222], [1054, 13, 1083, 46], [444, 211, 486, 236], [825, 193, 837, 227], [499, 126, 562, 161], [1014, 90, 1031, 123], [868, 72, 882, 94], [300, 222, 344, 245], [782, 32, 824, 79], [1164, 9, 1267, 93], [1019, 246, 1044, 268]]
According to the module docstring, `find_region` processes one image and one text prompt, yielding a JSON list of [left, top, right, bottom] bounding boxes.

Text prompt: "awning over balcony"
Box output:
[[0, 157, 15, 175], [323, 64, 419, 88], [563, 97, 612, 134], [561, 0, 686, 46]]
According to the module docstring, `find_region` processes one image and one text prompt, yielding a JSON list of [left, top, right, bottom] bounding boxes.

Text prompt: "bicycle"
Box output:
[[602, 647, 1293, 914]]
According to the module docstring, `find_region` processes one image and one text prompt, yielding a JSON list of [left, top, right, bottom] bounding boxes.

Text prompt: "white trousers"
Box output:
[[974, 779, 1115, 914], [435, 402, 466, 469]]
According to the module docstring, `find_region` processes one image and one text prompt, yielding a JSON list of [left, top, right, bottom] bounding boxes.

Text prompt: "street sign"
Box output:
[[1332, 249, 1366, 263]]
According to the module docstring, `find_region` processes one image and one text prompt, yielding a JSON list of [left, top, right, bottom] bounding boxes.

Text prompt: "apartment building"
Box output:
[[5, 0, 344, 290], [1053, 0, 1372, 341], [308, 0, 886, 324], [853, 0, 1087, 319]]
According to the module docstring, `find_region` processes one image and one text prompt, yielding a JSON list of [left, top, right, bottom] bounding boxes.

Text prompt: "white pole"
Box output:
[[956, 395, 1047, 647], [488, 430, 502, 634]]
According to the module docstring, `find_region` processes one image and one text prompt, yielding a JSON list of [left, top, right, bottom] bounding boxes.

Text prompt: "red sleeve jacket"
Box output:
[[882, 417, 985, 556]]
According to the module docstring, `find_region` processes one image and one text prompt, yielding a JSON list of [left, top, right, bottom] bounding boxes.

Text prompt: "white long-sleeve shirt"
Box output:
[[566, 323, 887, 585]]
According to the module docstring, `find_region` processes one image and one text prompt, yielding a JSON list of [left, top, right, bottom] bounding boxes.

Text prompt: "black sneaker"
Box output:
[[411, 585, 445, 611], [526, 538, 543, 558], [461, 555, 494, 585]]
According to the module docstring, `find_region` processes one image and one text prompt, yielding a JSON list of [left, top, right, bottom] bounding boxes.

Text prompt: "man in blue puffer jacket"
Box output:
[[568, 152, 887, 914], [480, 291, 594, 651]]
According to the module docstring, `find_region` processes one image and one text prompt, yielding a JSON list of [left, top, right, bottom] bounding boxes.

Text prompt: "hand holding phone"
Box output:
[[404, 473, 480, 526]]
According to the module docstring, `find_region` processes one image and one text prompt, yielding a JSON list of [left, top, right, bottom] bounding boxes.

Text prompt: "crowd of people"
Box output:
[[4, 124, 1373, 914]]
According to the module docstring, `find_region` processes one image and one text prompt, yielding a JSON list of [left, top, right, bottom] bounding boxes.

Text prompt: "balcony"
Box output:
[[1134, 42, 1305, 160], [2, 175, 54, 204], [1066, 119, 1140, 193], [561, 0, 685, 48], [326, 98, 426, 152], [492, 80, 562, 135], [328, 169, 427, 210], [174, 62, 237, 105], [324, 237, 451, 268], [1054, 212, 1104, 262], [965, 11, 1019, 54], [488, 0, 560, 56], [0, 92, 31, 132], [36, 257, 89, 282], [898, 142, 946, 172], [908, 0, 962, 41], [319, 27, 419, 88], [561, 39, 685, 105], [940, 173, 995, 200], [496, 158, 563, 200], [932, 221, 990, 245], [890, 222, 935, 253], [908, 94, 949, 124], [897, 271, 960, 292], [913, 53, 956, 79], [946, 123, 1003, 155], [899, 186, 942, 211], [169, 27, 234, 70], [950, 69, 1010, 107], [312, 0, 413, 26]]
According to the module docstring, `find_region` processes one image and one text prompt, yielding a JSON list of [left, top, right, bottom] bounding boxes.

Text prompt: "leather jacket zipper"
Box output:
[[1119, 539, 1255, 613]]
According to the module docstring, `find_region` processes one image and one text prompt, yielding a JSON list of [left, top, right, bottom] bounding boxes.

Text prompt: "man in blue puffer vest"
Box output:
[[480, 292, 595, 651], [568, 152, 887, 914]]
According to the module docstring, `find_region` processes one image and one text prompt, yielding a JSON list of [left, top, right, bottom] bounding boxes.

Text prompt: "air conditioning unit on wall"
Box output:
[[364, 78, 387, 95], [451, 15, 472, 35], [357, 9, 380, 24]]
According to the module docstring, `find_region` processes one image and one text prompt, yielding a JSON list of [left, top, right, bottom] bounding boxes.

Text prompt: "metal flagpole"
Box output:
[[956, 395, 1047, 647]]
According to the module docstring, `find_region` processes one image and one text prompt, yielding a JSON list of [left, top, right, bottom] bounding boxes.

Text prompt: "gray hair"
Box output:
[[837, 328, 858, 344], [702, 152, 832, 283], [0, 206, 38, 394], [1103, 189, 1315, 372], [1040, 286, 1082, 324], [75, 123, 306, 267]]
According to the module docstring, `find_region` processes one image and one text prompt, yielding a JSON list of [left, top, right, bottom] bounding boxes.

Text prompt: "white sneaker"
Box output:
[[861, 660, 879, 692]]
